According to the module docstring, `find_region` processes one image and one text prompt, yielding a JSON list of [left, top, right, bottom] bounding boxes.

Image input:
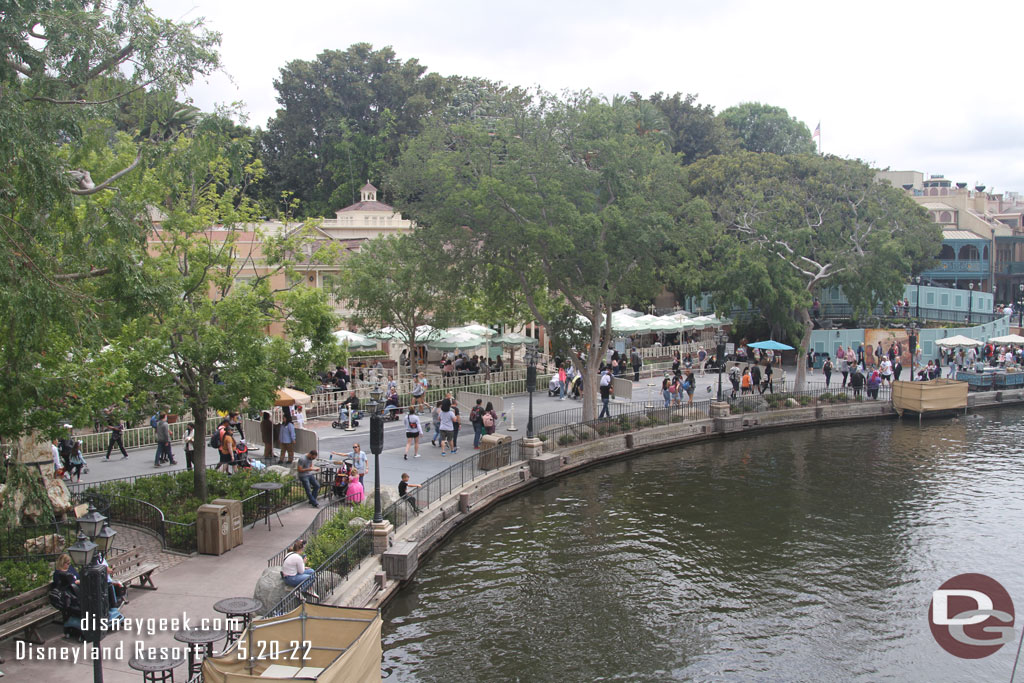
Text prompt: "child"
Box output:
[[399, 473, 421, 514]]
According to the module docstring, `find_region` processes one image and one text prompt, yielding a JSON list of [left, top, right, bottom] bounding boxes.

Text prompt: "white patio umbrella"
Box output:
[[492, 332, 538, 345], [989, 334, 1024, 344], [366, 326, 402, 340], [427, 331, 487, 350], [332, 329, 378, 349], [447, 324, 498, 338], [935, 335, 984, 347]]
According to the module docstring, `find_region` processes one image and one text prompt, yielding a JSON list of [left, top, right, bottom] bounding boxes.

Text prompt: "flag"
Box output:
[[812, 122, 820, 139]]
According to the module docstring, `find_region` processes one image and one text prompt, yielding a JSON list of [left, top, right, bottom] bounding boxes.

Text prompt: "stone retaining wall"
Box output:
[[327, 389, 1020, 610]]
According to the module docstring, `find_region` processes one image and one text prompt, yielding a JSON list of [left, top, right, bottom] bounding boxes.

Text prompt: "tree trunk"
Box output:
[[793, 307, 813, 392], [191, 404, 208, 501]]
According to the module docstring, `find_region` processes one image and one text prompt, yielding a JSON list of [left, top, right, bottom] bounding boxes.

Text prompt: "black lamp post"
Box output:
[[908, 324, 918, 382], [67, 505, 116, 683], [1019, 284, 1023, 329], [714, 327, 728, 401], [368, 386, 384, 524], [525, 347, 538, 438], [968, 282, 974, 325], [915, 275, 922, 319]]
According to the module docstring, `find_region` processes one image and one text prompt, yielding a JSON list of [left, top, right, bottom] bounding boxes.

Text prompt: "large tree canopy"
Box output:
[[688, 152, 940, 389], [258, 43, 449, 217], [0, 0, 220, 442], [391, 91, 691, 419], [717, 102, 816, 155]]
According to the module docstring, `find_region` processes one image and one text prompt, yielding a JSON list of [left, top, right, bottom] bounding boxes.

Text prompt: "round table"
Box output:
[[174, 627, 227, 680], [129, 654, 185, 683], [213, 596, 264, 644], [250, 481, 284, 530]]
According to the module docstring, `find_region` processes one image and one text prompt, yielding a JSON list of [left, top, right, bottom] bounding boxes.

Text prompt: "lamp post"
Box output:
[[525, 347, 538, 438], [714, 327, 728, 401], [68, 505, 116, 683], [368, 385, 384, 524], [1019, 284, 1023, 329], [915, 276, 921, 319], [908, 324, 918, 382], [968, 282, 974, 325]]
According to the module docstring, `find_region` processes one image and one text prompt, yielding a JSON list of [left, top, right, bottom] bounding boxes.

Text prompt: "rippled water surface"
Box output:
[[382, 409, 1024, 682]]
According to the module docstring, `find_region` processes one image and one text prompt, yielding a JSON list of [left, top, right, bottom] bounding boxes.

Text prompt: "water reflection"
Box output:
[[383, 409, 1024, 682]]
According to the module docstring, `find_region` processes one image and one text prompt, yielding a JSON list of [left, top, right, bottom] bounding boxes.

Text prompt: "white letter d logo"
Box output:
[[933, 590, 993, 625]]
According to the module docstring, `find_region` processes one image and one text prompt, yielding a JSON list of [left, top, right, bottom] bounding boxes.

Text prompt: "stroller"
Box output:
[[568, 374, 583, 399], [547, 376, 561, 397], [331, 459, 355, 499], [232, 441, 264, 470]]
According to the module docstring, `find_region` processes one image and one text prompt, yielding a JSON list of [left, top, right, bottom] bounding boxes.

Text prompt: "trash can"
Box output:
[[196, 504, 230, 555], [479, 434, 512, 471], [211, 498, 243, 549]]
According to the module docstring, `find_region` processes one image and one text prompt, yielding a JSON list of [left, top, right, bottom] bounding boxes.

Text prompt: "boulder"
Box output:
[[24, 534, 65, 555], [266, 465, 292, 478], [46, 478, 74, 515], [254, 566, 293, 615], [785, 398, 800, 408], [348, 517, 369, 529], [379, 485, 400, 510]]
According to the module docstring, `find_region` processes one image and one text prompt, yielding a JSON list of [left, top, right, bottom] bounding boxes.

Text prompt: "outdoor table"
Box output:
[[250, 482, 284, 530], [314, 459, 338, 488], [213, 596, 264, 644], [128, 654, 185, 683], [174, 627, 227, 680]]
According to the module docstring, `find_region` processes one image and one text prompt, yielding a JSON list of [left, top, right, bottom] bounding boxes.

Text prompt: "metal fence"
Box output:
[[538, 401, 712, 449], [0, 520, 79, 562], [727, 384, 892, 413]]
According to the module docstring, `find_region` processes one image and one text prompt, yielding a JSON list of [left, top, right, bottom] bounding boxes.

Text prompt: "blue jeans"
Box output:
[[473, 422, 485, 448], [300, 476, 320, 505], [662, 390, 671, 408], [283, 569, 314, 588], [599, 397, 610, 418], [154, 441, 172, 465], [559, 381, 566, 398]]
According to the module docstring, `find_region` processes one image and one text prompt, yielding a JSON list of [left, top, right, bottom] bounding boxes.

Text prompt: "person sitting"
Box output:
[[338, 391, 361, 423], [52, 553, 83, 638], [281, 540, 318, 600], [384, 388, 401, 421]]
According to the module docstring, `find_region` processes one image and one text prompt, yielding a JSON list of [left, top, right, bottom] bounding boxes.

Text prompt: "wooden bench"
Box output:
[[109, 547, 159, 590], [0, 585, 60, 643]]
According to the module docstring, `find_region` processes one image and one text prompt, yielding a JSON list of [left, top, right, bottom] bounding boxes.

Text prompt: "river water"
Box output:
[[382, 409, 1024, 682]]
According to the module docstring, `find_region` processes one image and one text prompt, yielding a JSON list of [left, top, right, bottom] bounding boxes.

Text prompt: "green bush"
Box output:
[[0, 558, 51, 599], [557, 434, 576, 446], [304, 503, 374, 568]]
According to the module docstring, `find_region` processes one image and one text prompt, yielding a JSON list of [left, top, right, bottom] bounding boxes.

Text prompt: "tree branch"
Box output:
[[69, 149, 143, 195], [53, 267, 111, 281]]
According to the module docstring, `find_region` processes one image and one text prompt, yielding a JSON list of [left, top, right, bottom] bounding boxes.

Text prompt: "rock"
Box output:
[[379, 485, 400, 510], [24, 534, 65, 555], [46, 478, 73, 515], [254, 566, 294, 616], [348, 517, 369, 529], [266, 465, 292, 478], [785, 398, 800, 407]]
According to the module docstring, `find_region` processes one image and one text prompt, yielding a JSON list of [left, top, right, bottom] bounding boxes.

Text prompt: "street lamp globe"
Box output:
[[68, 531, 97, 567]]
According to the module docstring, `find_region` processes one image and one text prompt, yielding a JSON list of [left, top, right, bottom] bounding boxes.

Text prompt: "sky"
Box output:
[[150, 0, 1024, 194]]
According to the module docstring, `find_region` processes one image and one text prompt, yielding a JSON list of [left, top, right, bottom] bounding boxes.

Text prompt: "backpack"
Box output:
[[482, 412, 494, 428], [469, 407, 482, 424], [149, 414, 159, 429], [209, 428, 221, 449]]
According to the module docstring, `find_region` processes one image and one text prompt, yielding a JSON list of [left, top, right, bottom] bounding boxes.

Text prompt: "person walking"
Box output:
[[684, 371, 696, 404], [228, 411, 245, 440], [840, 355, 850, 388], [740, 367, 753, 394], [260, 411, 274, 462], [599, 370, 613, 418], [451, 403, 462, 451], [762, 361, 774, 394], [558, 363, 568, 400], [750, 364, 762, 395], [296, 450, 321, 508], [728, 364, 741, 399], [823, 357, 833, 388], [184, 422, 196, 471], [850, 366, 865, 398], [403, 411, 422, 459], [103, 415, 129, 460], [438, 401, 456, 456], [482, 402, 498, 435], [68, 441, 85, 482], [697, 346, 707, 377], [631, 347, 642, 382], [216, 426, 235, 474], [661, 376, 672, 408], [470, 399, 485, 449], [279, 414, 296, 464], [153, 413, 176, 467]]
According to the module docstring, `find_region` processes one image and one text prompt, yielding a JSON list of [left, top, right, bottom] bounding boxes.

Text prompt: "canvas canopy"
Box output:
[[275, 388, 311, 407], [332, 330, 378, 349], [989, 334, 1024, 344], [935, 335, 984, 348], [202, 603, 382, 683]]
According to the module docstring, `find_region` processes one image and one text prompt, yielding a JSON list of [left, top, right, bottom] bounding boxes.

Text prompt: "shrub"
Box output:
[[557, 434, 576, 446], [0, 558, 51, 599], [304, 503, 374, 568]]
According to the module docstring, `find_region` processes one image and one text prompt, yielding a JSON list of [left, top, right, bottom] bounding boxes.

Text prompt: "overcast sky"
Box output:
[[150, 0, 1024, 194]]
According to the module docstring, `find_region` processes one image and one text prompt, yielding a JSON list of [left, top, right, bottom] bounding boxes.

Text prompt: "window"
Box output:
[[941, 294, 949, 306], [939, 211, 952, 223], [958, 245, 980, 260], [939, 245, 955, 259], [955, 295, 962, 308], [927, 292, 935, 305]]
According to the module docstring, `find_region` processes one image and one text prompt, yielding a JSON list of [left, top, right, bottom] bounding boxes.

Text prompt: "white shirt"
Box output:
[[52, 443, 61, 469], [282, 552, 306, 577], [294, 409, 305, 429], [880, 359, 892, 376]]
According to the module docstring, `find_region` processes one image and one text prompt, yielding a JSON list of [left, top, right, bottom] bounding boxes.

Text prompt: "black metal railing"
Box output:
[[727, 384, 893, 413], [0, 520, 79, 562]]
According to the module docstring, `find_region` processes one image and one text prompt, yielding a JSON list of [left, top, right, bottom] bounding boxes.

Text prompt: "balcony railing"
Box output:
[[925, 260, 989, 273]]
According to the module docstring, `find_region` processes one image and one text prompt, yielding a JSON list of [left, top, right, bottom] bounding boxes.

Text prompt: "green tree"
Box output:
[[340, 234, 467, 376], [688, 152, 940, 390], [642, 91, 737, 162], [717, 102, 816, 155], [258, 43, 449, 217], [106, 118, 341, 499], [0, 0, 220, 445], [391, 91, 689, 420]]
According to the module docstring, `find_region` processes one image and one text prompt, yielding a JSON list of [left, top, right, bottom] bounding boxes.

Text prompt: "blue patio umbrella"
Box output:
[[748, 340, 795, 351]]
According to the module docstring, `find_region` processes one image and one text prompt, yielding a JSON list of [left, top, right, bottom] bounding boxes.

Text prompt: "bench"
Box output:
[[108, 547, 159, 590], [0, 585, 60, 643]]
